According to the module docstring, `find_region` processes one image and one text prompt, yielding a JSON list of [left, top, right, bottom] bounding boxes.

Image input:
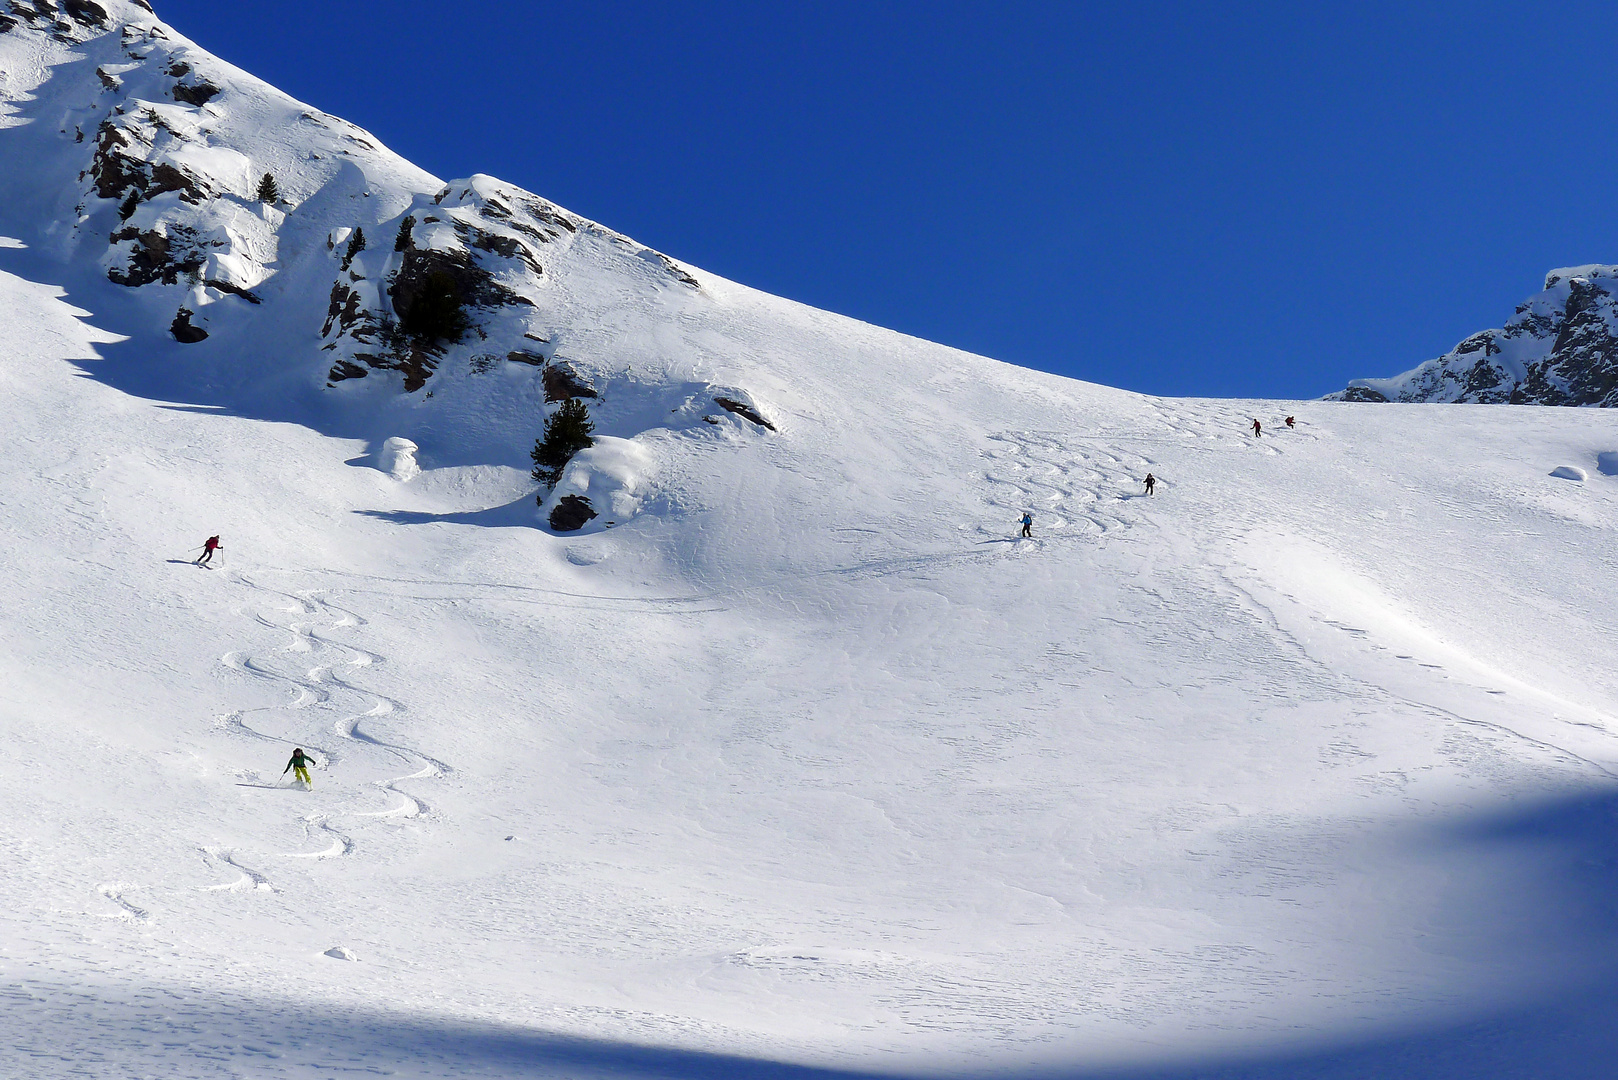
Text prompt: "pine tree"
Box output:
[[255, 172, 279, 204], [341, 226, 366, 269], [531, 398, 595, 491], [394, 216, 415, 251]]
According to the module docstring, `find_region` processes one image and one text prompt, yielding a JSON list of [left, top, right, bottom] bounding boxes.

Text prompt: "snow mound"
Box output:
[[378, 436, 420, 481], [543, 436, 657, 531], [1550, 465, 1586, 481]]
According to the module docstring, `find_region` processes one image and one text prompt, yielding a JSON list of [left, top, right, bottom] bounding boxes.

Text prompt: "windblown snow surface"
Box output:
[[4, 8, 1618, 1080]]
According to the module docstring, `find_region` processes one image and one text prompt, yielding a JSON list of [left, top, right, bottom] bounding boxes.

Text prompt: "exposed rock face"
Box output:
[[1333, 266, 1618, 406], [390, 246, 523, 324], [170, 306, 207, 342], [165, 60, 218, 105], [64, 0, 110, 26], [713, 396, 776, 431], [549, 494, 598, 532], [321, 174, 699, 392], [542, 362, 597, 402]]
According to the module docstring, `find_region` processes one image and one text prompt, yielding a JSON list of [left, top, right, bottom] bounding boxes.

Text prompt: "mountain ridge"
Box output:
[[1331, 264, 1618, 406]]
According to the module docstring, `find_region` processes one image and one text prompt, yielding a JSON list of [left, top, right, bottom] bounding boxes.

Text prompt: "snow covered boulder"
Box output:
[[543, 436, 656, 531], [1550, 466, 1586, 481], [378, 437, 420, 481]]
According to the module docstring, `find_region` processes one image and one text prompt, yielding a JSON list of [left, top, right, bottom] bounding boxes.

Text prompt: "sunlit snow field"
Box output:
[[3, 234, 1618, 1079]]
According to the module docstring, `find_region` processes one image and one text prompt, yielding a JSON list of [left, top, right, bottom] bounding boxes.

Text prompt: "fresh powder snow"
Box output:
[[3, 4, 1618, 1079]]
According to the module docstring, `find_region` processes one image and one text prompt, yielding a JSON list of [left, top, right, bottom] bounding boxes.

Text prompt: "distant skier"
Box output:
[[1143, 473, 1156, 495], [195, 535, 222, 566], [1284, 415, 1295, 429], [1251, 419, 1262, 437], [1020, 512, 1033, 538], [284, 748, 313, 789]]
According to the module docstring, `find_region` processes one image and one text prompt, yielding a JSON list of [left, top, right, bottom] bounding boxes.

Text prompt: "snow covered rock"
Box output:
[[541, 360, 596, 402], [378, 436, 420, 481], [542, 435, 655, 531], [713, 391, 776, 431], [1333, 266, 1618, 406], [1550, 465, 1586, 481]]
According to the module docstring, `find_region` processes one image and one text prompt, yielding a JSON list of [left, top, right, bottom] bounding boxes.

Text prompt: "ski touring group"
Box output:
[[195, 411, 1307, 787], [1013, 413, 1300, 539]]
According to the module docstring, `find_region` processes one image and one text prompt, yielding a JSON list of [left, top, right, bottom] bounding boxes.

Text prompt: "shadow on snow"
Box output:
[[5, 791, 1617, 1078]]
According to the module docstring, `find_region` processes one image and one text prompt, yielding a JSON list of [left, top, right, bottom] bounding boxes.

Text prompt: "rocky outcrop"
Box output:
[[549, 494, 598, 532], [170, 306, 207, 342], [322, 177, 586, 391], [1333, 266, 1618, 406], [4, 0, 107, 36], [713, 396, 775, 431], [542, 362, 597, 402], [165, 60, 219, 106], [64, 0, 110, 27], [390, 246, 524, 324]]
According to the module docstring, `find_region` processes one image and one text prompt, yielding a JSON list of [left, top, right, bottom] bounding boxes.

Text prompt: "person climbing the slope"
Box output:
[[1251, 418, 1262, 437], [284, 747, 314, 789], [1143, 473, 1156, 495], [1020, 512, 1033, 538], [195, 535, 222, 566]]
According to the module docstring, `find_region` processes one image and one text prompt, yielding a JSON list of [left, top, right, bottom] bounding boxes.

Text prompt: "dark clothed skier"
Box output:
[[1143, 473, 1156, 495], [1251, 419, 1262, 437], [195, 535, 221, 566], [1285, 416, 1295, 428], [284, 748, 313, 788], [1020, 512, 1033, 538]]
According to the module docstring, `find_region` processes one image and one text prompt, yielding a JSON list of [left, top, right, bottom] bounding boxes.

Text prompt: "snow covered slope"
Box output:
[[5, 4, 1618, 1079], [1333, 265, 1618, 406]]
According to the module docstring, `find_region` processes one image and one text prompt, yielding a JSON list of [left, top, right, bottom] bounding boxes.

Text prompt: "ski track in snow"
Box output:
[[210, 577, 452, 882], [199, 846, 274, 893]]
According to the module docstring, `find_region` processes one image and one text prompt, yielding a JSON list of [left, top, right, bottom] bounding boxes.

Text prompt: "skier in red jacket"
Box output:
[[195, 535, 221, 566]]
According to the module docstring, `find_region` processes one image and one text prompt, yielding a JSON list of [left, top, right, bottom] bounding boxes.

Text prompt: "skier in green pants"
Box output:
[[284, 748, 314, 789]]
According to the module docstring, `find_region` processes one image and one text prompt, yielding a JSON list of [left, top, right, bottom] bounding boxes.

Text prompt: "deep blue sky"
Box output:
[[157, 0, 1618, 399]]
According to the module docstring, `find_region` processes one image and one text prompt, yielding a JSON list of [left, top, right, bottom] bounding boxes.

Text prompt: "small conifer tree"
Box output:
[[531, 398, 595, 491], [256, 172, 279, 203], [394, 216, 415, 251], [341, 226, 366, 269]]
